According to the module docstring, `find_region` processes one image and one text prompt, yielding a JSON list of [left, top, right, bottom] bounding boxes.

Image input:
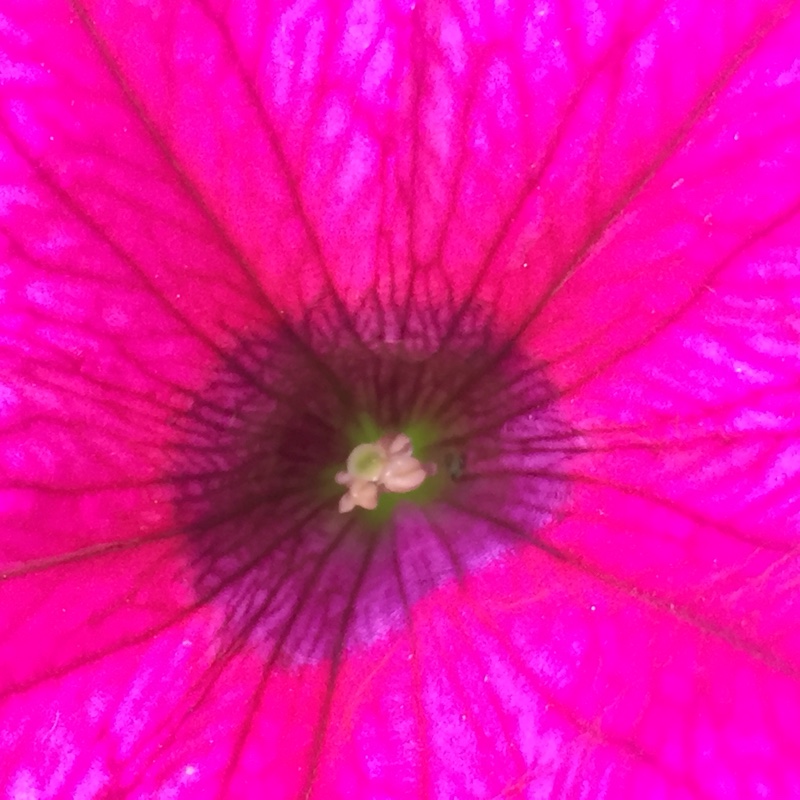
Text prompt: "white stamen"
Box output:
[[337, 433, 435, 513], [380, 455, 428, 492], [339, 478, 378, 512], [387, 433, 413, 456]]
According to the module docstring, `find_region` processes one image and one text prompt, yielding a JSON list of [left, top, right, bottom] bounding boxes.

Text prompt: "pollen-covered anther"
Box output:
[[337, 433, 436, 513], [337, 478, 379, 513]]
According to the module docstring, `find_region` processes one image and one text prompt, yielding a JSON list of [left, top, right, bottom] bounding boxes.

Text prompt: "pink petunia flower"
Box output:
[[2, 0, 800, 798]]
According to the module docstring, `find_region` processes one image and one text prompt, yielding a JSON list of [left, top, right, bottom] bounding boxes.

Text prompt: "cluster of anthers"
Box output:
[[336, 433, 437, 513]]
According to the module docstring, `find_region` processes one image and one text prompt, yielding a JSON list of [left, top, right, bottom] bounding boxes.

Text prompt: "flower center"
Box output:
[[336, 433, 437, 512], [170, 295, 580, 664]]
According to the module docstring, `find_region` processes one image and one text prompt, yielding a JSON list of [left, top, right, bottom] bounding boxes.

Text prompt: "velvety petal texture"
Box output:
[[1, 0, 800, 798]]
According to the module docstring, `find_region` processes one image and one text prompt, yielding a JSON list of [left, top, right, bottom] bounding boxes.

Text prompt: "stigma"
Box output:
[[335, 433, 437, 513]]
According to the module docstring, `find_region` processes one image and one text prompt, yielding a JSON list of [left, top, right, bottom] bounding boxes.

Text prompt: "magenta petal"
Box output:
[[2, 0, 800, 798]]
